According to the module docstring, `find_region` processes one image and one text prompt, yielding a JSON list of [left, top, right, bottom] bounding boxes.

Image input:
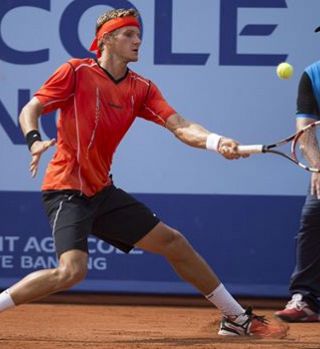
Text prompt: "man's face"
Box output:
[[106, 26, 142, 63]]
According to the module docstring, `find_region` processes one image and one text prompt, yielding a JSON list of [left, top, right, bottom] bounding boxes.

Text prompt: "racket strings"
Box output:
[[294, 124, 320, 172]]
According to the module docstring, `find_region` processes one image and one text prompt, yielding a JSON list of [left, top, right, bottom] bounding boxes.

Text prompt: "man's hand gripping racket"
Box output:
[[237, 121, 320, 173]]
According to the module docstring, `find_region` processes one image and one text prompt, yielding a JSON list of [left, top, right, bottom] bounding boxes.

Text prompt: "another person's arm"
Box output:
[[296, 71, 320, 198]]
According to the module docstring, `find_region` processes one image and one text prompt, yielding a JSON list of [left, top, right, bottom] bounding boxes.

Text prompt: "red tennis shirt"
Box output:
[[35, 58, 176, 196]]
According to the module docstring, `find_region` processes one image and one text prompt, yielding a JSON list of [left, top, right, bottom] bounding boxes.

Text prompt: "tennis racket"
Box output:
[[237, 120, 320, 173]]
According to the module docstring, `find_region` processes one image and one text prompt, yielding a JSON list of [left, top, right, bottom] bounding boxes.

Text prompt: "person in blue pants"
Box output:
[[275, 27, 320, 322]]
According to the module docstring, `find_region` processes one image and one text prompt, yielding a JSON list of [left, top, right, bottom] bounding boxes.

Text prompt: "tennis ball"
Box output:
[[276, 62, 294, 79]]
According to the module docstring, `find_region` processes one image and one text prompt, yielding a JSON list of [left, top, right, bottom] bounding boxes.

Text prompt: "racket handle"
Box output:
[[237, 145, 264, 154]]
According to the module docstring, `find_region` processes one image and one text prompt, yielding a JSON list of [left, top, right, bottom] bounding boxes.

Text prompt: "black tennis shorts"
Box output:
[[42, 185, 160, 257]]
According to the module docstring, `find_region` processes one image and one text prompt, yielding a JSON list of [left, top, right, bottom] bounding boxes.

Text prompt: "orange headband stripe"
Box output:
[[89, 16, 140, 53]]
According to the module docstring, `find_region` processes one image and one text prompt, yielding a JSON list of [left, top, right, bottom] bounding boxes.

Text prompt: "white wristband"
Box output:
[[206, 133, 222, 152]]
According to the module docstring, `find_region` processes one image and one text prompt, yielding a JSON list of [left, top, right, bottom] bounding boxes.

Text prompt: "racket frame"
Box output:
[[238, 121, 320, 173]]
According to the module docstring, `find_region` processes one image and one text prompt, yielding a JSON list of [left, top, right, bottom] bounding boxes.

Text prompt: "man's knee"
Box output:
[[56, 251, 88, 289], [136, 223, 193, 257], [56, 264, 87, 288], [159, 229, 191, 259]]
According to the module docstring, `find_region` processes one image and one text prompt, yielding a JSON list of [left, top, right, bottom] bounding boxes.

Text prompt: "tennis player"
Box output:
[[275, 27, 320, 322], [0, 8, 285, 337]]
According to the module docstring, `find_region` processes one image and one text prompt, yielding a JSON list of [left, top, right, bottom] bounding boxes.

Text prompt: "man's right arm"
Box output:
[[19, 97, 56, 177], [18, 62, 75, 177], [19, 97, 43, 136]]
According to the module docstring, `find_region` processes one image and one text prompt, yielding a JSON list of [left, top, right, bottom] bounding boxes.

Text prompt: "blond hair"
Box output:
[[96, 8, 140, 33]]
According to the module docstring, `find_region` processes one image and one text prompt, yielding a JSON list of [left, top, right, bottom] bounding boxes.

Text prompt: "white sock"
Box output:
[[205, 283, 245, 316], [0, 289, 16, 312]]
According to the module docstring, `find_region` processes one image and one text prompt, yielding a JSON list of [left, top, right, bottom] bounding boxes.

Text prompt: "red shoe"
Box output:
[[218, 307, 288, 338], [275, 294, 320, 322]]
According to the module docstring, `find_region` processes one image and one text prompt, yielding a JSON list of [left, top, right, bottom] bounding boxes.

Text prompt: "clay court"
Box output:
[[0, 295, 319, 349]]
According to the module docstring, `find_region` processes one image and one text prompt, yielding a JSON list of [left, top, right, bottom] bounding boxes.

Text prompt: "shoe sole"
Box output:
[[218, 330, 240, 336], [275, 314, 320, 323], [218, 327, 288, 339]]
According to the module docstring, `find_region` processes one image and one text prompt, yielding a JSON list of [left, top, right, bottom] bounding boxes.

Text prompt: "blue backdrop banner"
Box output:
[[0, 191, 304, 297]]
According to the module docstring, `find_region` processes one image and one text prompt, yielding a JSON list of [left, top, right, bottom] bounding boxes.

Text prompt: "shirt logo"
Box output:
[[108, 102, 122, 109]]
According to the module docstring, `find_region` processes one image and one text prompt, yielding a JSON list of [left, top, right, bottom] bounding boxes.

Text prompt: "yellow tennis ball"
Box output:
[[276, 62, 294, 79]]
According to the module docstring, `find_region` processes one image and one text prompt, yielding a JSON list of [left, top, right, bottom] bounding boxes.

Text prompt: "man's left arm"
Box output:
[[165, 113, 247, 160]]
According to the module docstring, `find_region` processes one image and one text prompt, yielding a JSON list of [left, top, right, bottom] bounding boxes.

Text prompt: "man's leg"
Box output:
[[136, 222, 288, 337], [0, 250, 88, 310], [135, 222, 244, 316]]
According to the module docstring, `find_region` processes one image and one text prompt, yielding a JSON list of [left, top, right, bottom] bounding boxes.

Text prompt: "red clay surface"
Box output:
[[1, 304, 319, 349]]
